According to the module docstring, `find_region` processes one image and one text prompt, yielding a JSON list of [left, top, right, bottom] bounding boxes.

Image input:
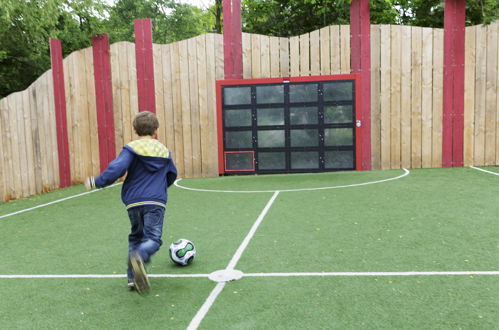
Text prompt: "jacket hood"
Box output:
[[124, 139, 171, 173]]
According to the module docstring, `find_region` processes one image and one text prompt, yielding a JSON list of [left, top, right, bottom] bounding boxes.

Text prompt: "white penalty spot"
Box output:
[[208, 269, 244, 283]]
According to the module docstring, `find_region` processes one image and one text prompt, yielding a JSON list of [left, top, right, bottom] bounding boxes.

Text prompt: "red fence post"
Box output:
[[223, 0, 243, 79], [134, 18, 156, 113], [50, 38, 71, 187], [92, 34, 116, 172], [350, 0, 371, 170], [443, 0, 466, 167]]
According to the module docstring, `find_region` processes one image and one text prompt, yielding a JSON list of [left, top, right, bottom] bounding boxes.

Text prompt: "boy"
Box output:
[[84, 111, 177, 295]]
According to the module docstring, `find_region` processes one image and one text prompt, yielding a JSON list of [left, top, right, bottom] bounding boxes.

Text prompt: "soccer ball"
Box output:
[[169, 239, 196, 266]]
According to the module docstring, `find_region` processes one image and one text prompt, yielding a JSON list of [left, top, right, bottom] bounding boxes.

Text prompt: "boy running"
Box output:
[[85, 111, 177, 295]]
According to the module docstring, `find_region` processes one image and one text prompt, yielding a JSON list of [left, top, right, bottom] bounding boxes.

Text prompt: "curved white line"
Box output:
[[174, 168, 410, 193], [470, 166, 499, 176]]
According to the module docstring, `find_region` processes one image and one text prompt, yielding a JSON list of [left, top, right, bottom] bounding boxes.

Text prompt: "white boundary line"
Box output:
[[469, 166, 499, 176], [175, 169, 410, 193], [187, 191, 280, 330], [0, 183, 122, 220], [2, 270, 499, 279]]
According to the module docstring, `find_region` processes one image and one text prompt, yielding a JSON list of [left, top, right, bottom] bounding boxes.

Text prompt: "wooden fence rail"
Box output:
[[0, 23, 498, 202]]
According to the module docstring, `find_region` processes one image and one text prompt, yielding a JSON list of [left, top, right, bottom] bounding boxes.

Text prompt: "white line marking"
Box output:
[[0, 274, 210, 279], [226, 191, 280, 270], [243, 271, 499, 277], [187, 282, 226, 330], [187, 191, 280, 330], [0, 183, 122, 220], [470, 166, 499, 176], [174, 168, 410, 193], [2, 270, 498, 280]]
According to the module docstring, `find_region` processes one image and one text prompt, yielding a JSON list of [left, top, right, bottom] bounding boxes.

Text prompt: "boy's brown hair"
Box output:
[[133, 111, 159, 136]]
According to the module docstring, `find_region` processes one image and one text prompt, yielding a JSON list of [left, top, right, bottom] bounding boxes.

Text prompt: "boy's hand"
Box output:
[[84, 176, 96, 190]]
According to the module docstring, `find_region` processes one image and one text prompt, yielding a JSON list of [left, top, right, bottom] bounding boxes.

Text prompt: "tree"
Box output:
[[105, 0, 213, 44], [0, 0, 108, 98]]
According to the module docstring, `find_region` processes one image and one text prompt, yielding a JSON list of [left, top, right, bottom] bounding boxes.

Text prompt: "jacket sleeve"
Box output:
[[166, 156, 178, 187], [94, 148, 134, 188]]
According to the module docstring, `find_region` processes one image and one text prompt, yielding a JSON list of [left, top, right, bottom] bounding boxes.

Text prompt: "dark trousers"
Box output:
[[126, 205, 165, 280]]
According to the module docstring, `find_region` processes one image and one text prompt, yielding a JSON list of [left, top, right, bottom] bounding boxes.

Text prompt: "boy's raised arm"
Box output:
[[84, 149, 134, 190]]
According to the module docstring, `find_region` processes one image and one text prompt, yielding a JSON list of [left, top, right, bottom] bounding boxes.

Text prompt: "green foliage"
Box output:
[[106, 0, 212, 44], [0, 0, 497, 98]]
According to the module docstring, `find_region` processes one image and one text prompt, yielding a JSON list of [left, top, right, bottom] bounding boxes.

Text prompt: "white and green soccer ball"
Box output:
[[169, 239, 196, 266]]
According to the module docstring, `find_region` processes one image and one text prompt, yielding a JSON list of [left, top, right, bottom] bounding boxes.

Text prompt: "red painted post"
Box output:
[[50, 38, 71, 187], [134, 18, 156, 113], [443, 0, 466, 167], [92, 34, 116, 172], [223, 0, 243, 79], [350, 0, 371, 170]]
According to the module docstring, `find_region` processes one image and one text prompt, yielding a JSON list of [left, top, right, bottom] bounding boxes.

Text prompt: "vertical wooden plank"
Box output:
[[310, 29, 320, 75], [153, 44, 166, 144], [474, 24, 487, 165], [205, 33, 219, 175], [289, 36, 300, 77], [270, 36, 280, 77], [7, 96, 23, 198], [421, 27, 433, 168], [110, 43, 124, 158], [400, 25, 412, 169], [485, 22, 497, 165], [180, 40, 193, 177], [299, 33, 310, 76], [340, 25, 351, 74], [69, 52, 82, 182], [134, 19, 156, 113], [330, 26, 341, 74], [251, 34, 261, 78], [370, 25, 381, 170], [50, 39, 70, 187], [80, 48, 93, 180], [84, 47, 99, 176], [29, 84, 43, 194], [188, 37, 202, 177], [35, 73, 49, 191], [496, 23, 499, 165], [432, 28, 444, 168], [197, 35, 210, 176], [242, 33, 252, 79], [215, 33, 225, 79], [92, 35, 116, 174], [411, 27, 423, 168], [21, 90, 36, 195], [161, 44, 175, 151], [119, 43, 132, 145], [0, 97, 14, 199], [118, 42, 130, 146], [279, 37, 289, 77], [62, 55, 73, 182], [320, 26, 331, 75], [0, 98, 6, 200], [46, 70, 59, 189], [379, 25, 391, 170], [390, 25, 401, 169], [15, 92, 30, 197], [170, 42, 184, 177], [260, 35, 271, 78], [463, 26, 476, 166]]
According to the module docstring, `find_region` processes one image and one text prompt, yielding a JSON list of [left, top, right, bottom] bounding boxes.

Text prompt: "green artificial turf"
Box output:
[[0, 167, 498, 329]]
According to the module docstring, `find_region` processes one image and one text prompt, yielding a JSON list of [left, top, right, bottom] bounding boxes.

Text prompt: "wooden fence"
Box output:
[[0, 23, 498, 202]]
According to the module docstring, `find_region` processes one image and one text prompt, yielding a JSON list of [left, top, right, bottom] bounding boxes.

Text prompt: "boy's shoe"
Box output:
[[129, 253, 150, 295], [127, 279, 135, 291]]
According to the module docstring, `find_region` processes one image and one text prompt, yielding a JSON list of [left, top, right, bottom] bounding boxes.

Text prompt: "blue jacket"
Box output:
[[94, 138, 177, 210]]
